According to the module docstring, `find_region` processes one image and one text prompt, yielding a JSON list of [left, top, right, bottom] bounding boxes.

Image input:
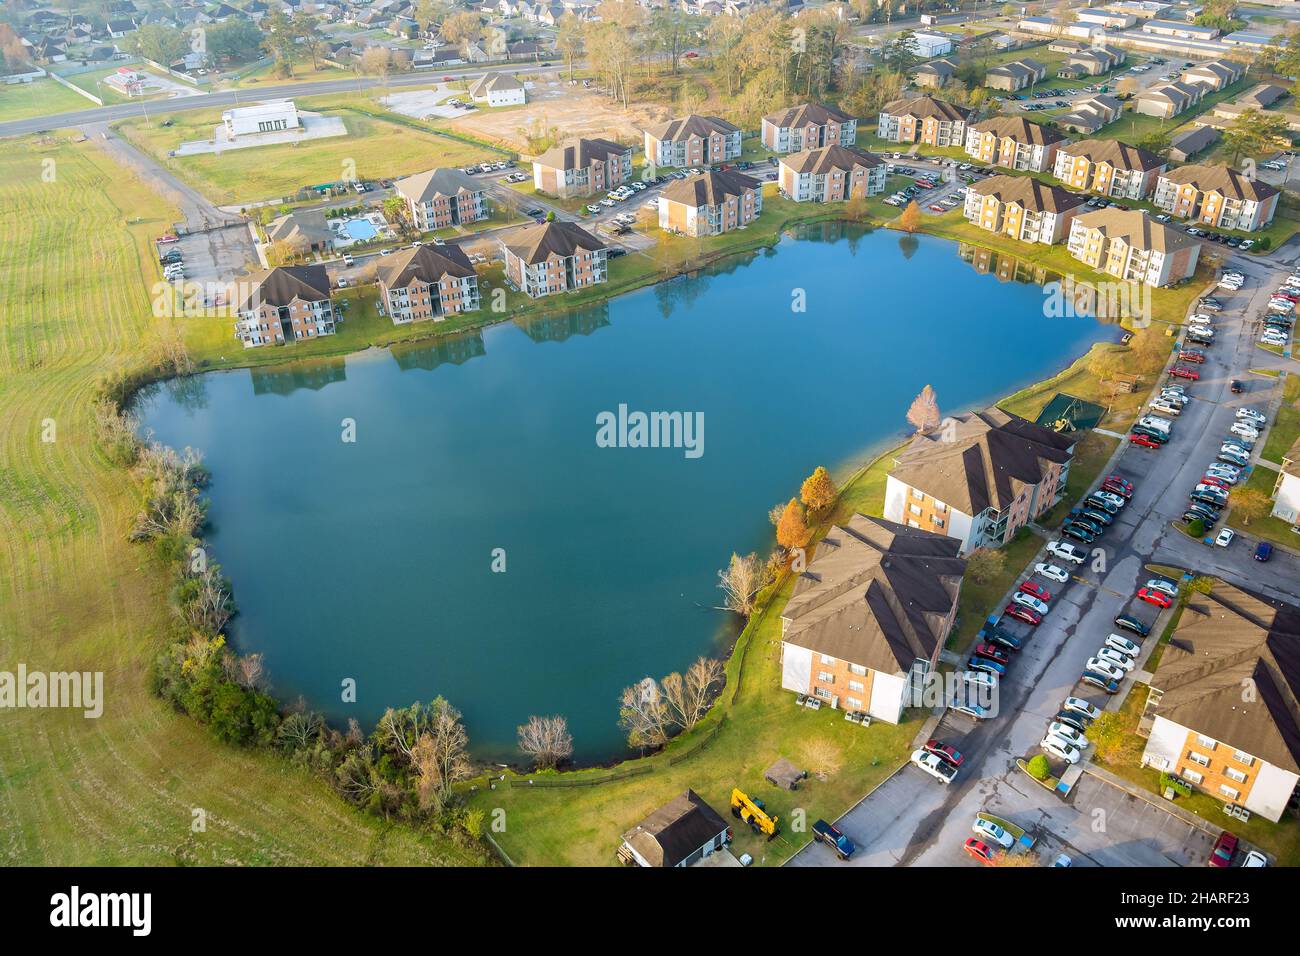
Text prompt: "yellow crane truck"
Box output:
[[730, 788, 780, 840]]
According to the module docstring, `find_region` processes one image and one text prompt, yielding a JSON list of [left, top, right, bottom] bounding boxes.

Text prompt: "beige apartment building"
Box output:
[[964, 116, 1065, 173], [498, 220, 608, 298], [394, 168, 488, 231], [778, 144, 885, 202], [658, 169, 762, 237], [1152, 164, 1280, 232], [1052, 139, 1167, 200], [376, 244, 481, 325], [963, 174, 1089, 244], [643, 114, 742, 168], [877, 95, 971, 148], [532, 137, 634, 199], [1067, 208, 1201, 287]]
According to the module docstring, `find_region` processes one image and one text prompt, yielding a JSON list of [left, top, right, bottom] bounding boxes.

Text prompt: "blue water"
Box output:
[[341, 218, 378, 241], [136, 225, 1119, 762]]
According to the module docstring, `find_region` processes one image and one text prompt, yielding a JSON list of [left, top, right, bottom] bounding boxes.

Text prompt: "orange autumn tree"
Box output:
[[800, 466, 838, 515], [900, 199, 921, 234], [776, 498, 812, 551]]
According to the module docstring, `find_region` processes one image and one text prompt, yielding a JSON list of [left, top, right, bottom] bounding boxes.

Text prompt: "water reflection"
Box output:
[[390, 330, 487, 372], [514, 303, 612, 343], [249, 357, 348, 397]]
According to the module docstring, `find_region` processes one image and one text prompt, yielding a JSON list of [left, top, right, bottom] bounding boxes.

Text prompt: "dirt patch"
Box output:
[[447, 81, 674, 157]]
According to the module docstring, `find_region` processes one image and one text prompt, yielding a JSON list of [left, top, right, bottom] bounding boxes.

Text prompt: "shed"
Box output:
[[764, 756, 808, 791]]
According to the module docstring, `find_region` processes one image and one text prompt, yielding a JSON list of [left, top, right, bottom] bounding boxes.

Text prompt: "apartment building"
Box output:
[[376, 244, 480, 325], [498, 220, 608, 298], [233, 264, 335, 348], [1139, 581, 1300, 823], [1052, 138, 1167, 200], [1067, 208, 1201, 287], [913, 58, 957, 89], [394, 168, 488, 231], [883, 407, 1075, 553], [643, 114, 742, 168], [532, 137, 633, 198], [963, 174, 1089, 244], [1135, 81, 1203, 119], [1153, 164, 1280, 232], [761, 102, 857, 153], [877, 95, 971, 147], [964, 116, 1066, 173], [778, 144, 885, 203], [1054, 94, 1123, 134], [985, 57, 1047, 92], [1183, 57, 1246, 92], [1065, 46, 1126, 76], [1271, 436, 1300, 523], [658, 169, 762, 236], [779, 515, 965, 724]]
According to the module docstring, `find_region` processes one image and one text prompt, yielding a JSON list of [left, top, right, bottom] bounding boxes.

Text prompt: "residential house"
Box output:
[[778, 144, 885, 202], [1066, 208, 1201, 287], [1153, 164, 1280, 232], [963, 174, 1089, 244], [1213, 84, 1289, 124], [1271, 436, 1300, 523], [264, 208, 333, 254], [883, 407, 1075, 553], [779, 514, 966, 723], [498, 220, 608, 297], [643, 114, 742, 168], [467, 71, 526, 106], [658, 169, 762, 237], [394, 168, 488, 231], [1052, 138, 1167, 200], [1066, 46, 1126, 76], [233, 265, 335, 348], [964, 116, 1066, 173], [376, 244, 480, 324], [1168, 124, 1221, 162], [984, 57, 1047, 92], [761, 102, 857, 153], [1139, 581, 1300, 823], [619, 791, 732, 868], [914, 58, 957, 89], [1054, 94, 1123, 134], [877, 95, 971, 148], [1135, 81, 1203, 119], [1182, 57, 1245, 92], [532, 137, 633, 198]]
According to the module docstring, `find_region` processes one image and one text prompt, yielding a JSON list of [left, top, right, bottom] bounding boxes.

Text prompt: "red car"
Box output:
[[1273, 289, 1299, 302], [974, 642, 1011, 665], [1209, 831, 1238, 867], [1004, 604, 1042, 626], [1201, 475, 1231, 490], [1178, 350, 1206, 364], [1137, 587, 1173, 609], [964, 838, 996, 865], [1102, 475, 1134, 497], [156, 234, 179, 244], [1169, 365, 1200, 380], [442, 75, 455, 81], [913, 179, 936, 188], [928, 204, 945, 212], [1018, 580, 1053, 603], [683, 51, 699, 58], [1129, 433, 1162, 448], [924, 739, 965, 767]]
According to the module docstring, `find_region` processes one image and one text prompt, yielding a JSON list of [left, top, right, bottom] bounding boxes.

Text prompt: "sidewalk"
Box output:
[[1082, 763, 1221, 838]]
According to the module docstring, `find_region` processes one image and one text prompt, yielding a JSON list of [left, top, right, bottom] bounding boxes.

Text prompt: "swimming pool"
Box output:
[[340, 218, 378, 241]]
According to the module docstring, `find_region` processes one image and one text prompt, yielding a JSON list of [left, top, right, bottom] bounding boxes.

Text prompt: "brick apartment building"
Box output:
[[761, 101, 858, 153], [1052, 138, 1168, 200], [963, 174, 1089, 244], [1067, 208, 1201, 287], [532, 137, 634, 199], [964, 116, 1066, 173], [877, 95, 971, 148], [778, 144, 885, 202], [657, 169, 762, 237], [1152, 164, 1280, 232], [643, 114, 742, 168], [498, 220, 608, 298], [233, 264, 335, 348], [394, 167, 488, 231], [376, 244, 481, 324]]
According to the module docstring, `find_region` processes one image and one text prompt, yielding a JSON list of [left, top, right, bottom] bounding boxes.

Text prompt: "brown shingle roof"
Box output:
[[969, 173, 1089, 214], [377, 243, 475, 289], [880, 95, 971, 123], [781, 515, 965, 674], [660, 168, 760, 207], [1073, 207, 1201, 254], [1058, 137, 1166, 171], [645, 113, 739, 142], [238, 264, 331, 310], [533, 137, 630, 172], [500, 220, 606, 264], [779, 144, 883, 175], [395, 167, 481, 203], [763, 101, 854, 129], [621, 790, 728, 867], [891, 406, 1074, 516], [968, 115, 1066, 146], [1151, 582, 1300, 774], [1159, 163, 1279, 203]]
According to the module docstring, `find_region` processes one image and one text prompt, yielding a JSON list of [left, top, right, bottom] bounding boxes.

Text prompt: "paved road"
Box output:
[[790, 245, 1300, 868], [0, 62, 565, 140]]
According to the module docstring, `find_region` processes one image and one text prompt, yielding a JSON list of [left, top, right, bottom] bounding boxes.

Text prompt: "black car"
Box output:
[[1075, 506, 1113, 526], [1062, 523, 1096, 544], [608, 247, 627, 258], [1129, 427, 1169, 444], [1080, 671, 1120, 694], [1183, 509, 1219, 527], [1199, 298, 1223, 311], [1066, 514, 1105, 536], [1114, 614, 1151, 637], [1053, 710, 1090, 733], [983, 629, 1023, 652], [1187, 502, 1221, 520], [1231, 380, 1245, 394], [1191, 492, 1227, 509]]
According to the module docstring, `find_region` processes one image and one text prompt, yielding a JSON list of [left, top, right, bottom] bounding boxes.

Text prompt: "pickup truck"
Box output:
[[911, 749, 957, 784], [811, 819, 856, 860]]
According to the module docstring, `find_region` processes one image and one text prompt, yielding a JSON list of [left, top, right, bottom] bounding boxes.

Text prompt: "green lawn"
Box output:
[[0, 134, 480, 865], [61, 66, 173, 106], [1227, 464, 1299, 548], [0, 78, 98, 122], [1262, 373, 1300, 464], [947, 527, 1046, 653]]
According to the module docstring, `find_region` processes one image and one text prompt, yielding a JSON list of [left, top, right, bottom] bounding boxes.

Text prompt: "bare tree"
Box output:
[[906, 384, 942, 434], [517, 714, 573, 770], [410, 696, 471, 811], [618, 678, 673, 749], [180, 565, 233, 635], [662, 657, 724, 732], [717, 551, 767, 616], [276, 710, 324, 750]]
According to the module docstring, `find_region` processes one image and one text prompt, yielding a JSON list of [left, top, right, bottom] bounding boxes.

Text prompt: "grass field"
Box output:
[[0, 134, 482, 865], [115, 93, 497, 206], [1262, 373, 1300, 464], [0, 78, 99, 122]]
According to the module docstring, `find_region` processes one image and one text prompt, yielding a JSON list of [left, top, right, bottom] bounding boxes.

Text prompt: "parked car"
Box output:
[[912, 749, 957, 784], [1080, 670, 1120, 694], [1136, 587, 1173, 609], [923, 739, 964, 767], [1017, 580, 1053, 602], [1062, 523, 1096, 544], [1096, 647, 1135, 672], [811, 819, 856, 860], [1034, 562, 1070, 584], [1169, 365, 1200, 380], [1102, 475, 1133, 497], [1130, 433, 1162, 449], [1144, 579, 1178, 598], [1086, 657, 1125, 681], [1011, 592, 1049, 616], [1063, 697, 1101, 721], [972, 818, 1015, 849], [1254, 542, 1274, 562], [1215, 528, 1236, 547], [1047, 722, 1088, 748], [1106, 633, 1142, 657], [1004, 604, 1042, 626], [1114, 614, 1151, 637], [1040, 735, 1082, 764], [1208, 831, 1238, 868], [964, 837, 997, 864], [1046, 541, 1087, 565]]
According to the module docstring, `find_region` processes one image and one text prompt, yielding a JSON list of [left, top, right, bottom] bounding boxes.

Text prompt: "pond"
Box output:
[[137, 224, 1120, 763]]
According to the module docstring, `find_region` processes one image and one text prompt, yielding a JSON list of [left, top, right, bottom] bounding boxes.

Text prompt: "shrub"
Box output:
[[1027, 755, 1051, 780], [1187, 518, 1206, 538]]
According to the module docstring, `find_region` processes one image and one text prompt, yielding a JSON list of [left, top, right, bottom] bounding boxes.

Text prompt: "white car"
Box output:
[[1105, 633, 1142, 657], [1034, 562, 1070, 584], [1242, 850, 1268, 867], [1093, 490, 1127, 509], [1063, 697, 1102, 721], [1187, 325, 1214, 338], [1236, 409, 1266, 425], [972, 818, 1015, 849], [964, 670, 998, 690], [1086, 657, 1125, 681], [1047, 722, 1089, 748], [1230, 422, 1261, 440], [587, 204, 602, 213], [1261, 334, 1289, 346], [1011, 592, 1049, 616], [1040, 735, 1082, 764], [1047, 541, 1086, 565], [1144, 579, 1178, 598], [1206, 470, 1238, 485], [1096, 647, 1135, 672]]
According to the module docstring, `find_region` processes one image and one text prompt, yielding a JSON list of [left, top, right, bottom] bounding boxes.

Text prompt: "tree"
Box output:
[[359, 45, 393, 79], [414, 0, 452, 35], [555, 13, 584, 82], [800, 466, 838, 514], [899, 199, 921, 234], [964, 547, 1007, 585], [661, 657, 723, 732], [261, 9, 298, 77], [1228, 486, 1270, 525], [880, 30, 921, 72], [441, 10, 482, 48], [517, 715, 573, 770], [408, 697, 471, 811], [206, 19, 263, 63], [1136, 130, 1171, 158], [293, 11, 326, 71], [776, 498, 812, 550], [1089, 711, 1143, 766], [619, 678, 672, 749], [718, 551, 767, 616], [1223, 108, 1291, 163], [128, 23, 187, 66], [906, 384, 941, 433], [1026, 754, 1051, 780]]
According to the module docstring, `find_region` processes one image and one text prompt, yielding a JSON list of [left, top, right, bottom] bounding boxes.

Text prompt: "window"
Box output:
[[934, 501, 947, 513], [848, 680, 864, 693], [1196, 734, 1217, 750], [909, 504, 922, 517], [1224, 767, 1247, 784], [813, 687, 831, 700], [817, 672, 835, 684], [845, 697, 862, 709], [1187, 751, 1210, 768], [1232, 750, 1254, 767], [1181, 768, 1203, 785], [849, 663, 867, 676], [933, 517, 945, 529], [820, 654, 835, 665], [911, 488, 925, 500], [1219, 784, 1240, 801]]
